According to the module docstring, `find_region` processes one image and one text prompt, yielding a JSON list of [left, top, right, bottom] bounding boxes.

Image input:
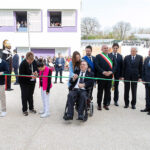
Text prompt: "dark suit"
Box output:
[[123, 54, 143, 106], [12, 53, 19, 83], [55, 57, 65, 83], [95, 53, 117, 106], [2, 49, 13, 90], [109, 53, 123, 103], [142, 57, 150, 110], [67, 70, 94, 117]]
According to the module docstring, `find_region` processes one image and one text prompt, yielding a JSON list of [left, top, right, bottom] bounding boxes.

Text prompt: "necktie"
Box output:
[[132, 56, 134, 60], [79, 72, 84, 83], [115, 53, 117, 58], [89, 56, 92, 61], [131, 56, 135, 64]]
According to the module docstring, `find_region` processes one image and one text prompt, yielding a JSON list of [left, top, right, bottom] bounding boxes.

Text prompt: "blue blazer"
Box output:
[[12, 54, 19, 69], [55, 57, 65, 71]]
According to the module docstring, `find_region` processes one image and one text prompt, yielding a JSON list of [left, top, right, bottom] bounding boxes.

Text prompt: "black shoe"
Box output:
[[103, 105, 109, 110], [23, 111, 28, 116], [114, 102, 119, 106], [29, 109, 37, 114], [63, 115, 73, 121], [60, 82, 64, 84], [147, 112, 150, 115], [124, 105, 129, 108], [14, 82, 19, 85], [97, 105, 102, 111], [78, 115, 84, 121], [54, 82, 57, 84], [132, 106, 136, 109], [141, 108, 149, 112], [6, 88, 14, 91]]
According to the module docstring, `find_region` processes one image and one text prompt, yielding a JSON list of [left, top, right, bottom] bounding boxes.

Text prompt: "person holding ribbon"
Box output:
[[63, 60, 94, 121], [95, 45, 117, 111], [19, 52, 38, 116], [68, 51, 81, 89]]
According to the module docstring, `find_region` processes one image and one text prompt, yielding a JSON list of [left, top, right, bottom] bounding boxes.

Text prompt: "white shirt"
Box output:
[[0, 58, 2, 63], [74, 71, 86, 89], [132, 55, 136, 60], [113, 52, 117, 58], [88, 56, 93, 62]]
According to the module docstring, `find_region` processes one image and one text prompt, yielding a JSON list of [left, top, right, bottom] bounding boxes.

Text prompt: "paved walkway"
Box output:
[[0, 72, 150, 150]]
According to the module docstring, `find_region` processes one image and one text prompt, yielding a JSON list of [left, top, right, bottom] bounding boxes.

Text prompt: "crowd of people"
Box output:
[[16, 21, 27, 31], [0, 40, 150, 122]]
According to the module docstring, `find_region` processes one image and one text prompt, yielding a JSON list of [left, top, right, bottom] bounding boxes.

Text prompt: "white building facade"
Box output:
[[0, 0, 81, 58]]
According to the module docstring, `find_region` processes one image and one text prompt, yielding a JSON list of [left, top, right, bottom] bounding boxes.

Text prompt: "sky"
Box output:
[[82, 0, 150, 30]]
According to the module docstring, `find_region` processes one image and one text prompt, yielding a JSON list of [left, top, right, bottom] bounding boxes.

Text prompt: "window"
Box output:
[[50, 12, 62, 27], [15, 10, 42, 32], [0, 10, 14, 26], [16, 11, 27, 32], [62, 10, 76, 27]]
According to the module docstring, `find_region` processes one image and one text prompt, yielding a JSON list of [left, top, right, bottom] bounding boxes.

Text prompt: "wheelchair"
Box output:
[[64, 87, 94, 122]]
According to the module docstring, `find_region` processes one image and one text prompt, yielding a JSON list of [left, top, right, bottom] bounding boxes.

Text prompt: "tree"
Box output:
[[81, 17, 100, 39], [113, 21, 131, 40], [137, 28, 150, 34]]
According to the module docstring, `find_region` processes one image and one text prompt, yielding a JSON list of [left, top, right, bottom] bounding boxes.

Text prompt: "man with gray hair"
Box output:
[[95, 45, 117, 111], [122, 47, 143, 109]]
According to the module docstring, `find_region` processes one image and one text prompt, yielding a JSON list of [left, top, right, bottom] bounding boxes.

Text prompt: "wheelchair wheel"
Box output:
[[89, 102, 94, 117], [83, 112, 88, 121]]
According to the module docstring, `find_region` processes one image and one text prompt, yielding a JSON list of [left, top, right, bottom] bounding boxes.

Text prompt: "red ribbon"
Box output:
[[5, 75, 7, 91]]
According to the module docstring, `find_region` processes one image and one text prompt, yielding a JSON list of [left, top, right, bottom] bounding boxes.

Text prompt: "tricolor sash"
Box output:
[[83, 56, 95, 72], [100, 52, 113, 69]]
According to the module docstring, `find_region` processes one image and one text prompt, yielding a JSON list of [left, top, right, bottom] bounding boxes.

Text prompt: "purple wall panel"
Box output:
[[47, 10, 77, 32], [31, 49, 55, 58]]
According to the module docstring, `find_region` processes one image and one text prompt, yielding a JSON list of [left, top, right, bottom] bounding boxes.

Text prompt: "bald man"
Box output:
[[123, 47, 143, 109], [95, 45, 117, 110]]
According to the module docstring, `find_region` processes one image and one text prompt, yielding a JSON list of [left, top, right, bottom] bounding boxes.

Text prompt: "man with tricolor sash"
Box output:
[[95, 45, 117, 111]]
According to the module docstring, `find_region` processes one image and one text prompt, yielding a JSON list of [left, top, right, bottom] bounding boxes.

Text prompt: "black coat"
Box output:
[[123, 54, 143, 81], [2, 50, 13, 71], [19, 59, 38, 85], [95, 53, 117, 79], [69, 70, 94, 91], [142, 57, 150, 82], [0, 49, 3, 58], [12, 54, 19, 69], [109, 53, 123, 79], [0, 60, 9, 85]]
